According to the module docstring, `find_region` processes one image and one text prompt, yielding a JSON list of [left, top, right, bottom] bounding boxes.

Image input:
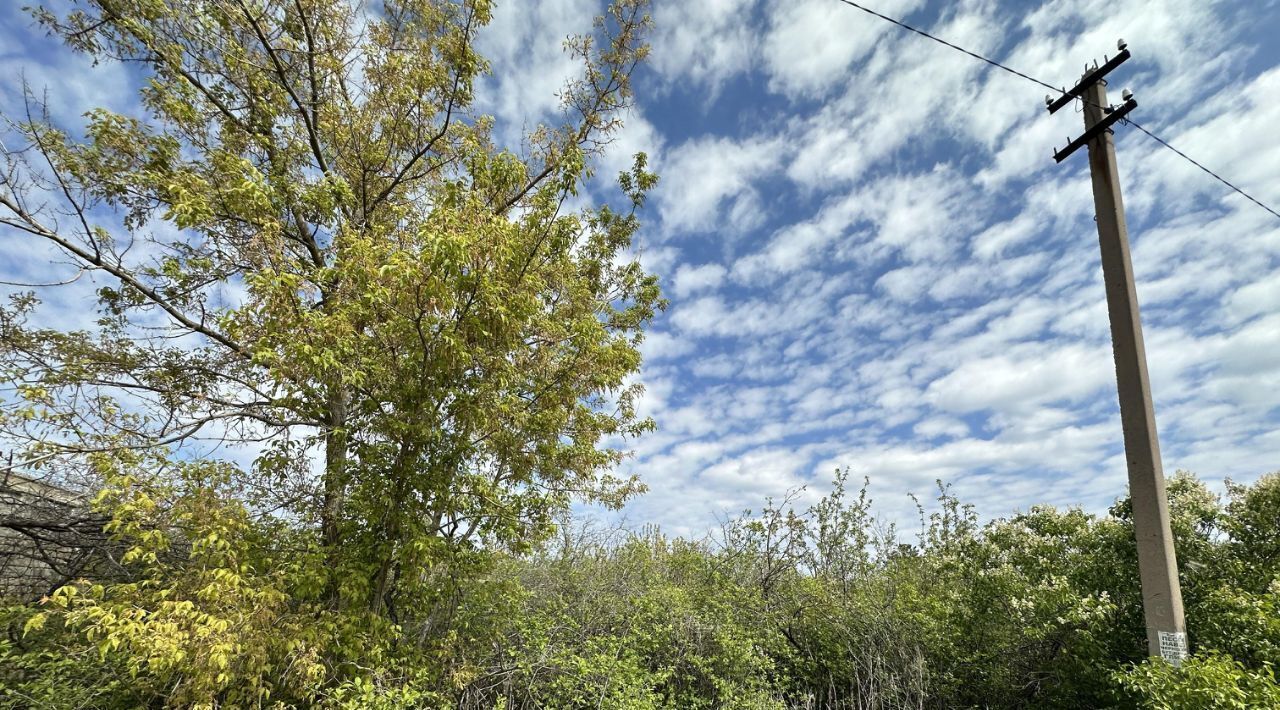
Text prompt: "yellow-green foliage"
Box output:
[[18, 454, 328, 707], [3, 0, 657, 704], [4, 468, 1280, 708], [1114, 653, 1280, 710]]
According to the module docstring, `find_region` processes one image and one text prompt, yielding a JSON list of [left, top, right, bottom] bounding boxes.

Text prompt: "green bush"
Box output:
[[6, 468, 1278, 708], [1113, 653, 1280, 709]]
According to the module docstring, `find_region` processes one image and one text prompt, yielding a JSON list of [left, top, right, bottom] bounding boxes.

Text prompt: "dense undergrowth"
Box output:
[[3, 468, 1277, 709]]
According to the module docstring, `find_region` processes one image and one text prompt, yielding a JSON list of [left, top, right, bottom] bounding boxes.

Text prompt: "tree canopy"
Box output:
[[2, 0, 660, 702]]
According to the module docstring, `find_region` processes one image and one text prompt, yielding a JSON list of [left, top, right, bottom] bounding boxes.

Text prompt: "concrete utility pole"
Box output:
[[1048, 42, 1188, 665]]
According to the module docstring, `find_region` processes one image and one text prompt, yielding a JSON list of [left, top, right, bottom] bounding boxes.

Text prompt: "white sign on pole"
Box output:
[[1158, 630, 1188, 665]]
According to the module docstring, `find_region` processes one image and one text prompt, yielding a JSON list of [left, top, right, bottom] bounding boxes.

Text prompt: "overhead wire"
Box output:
[[831, 0, 1067, 97], [1124, 118, 1280, 221], [830, 0, 1280, 222]]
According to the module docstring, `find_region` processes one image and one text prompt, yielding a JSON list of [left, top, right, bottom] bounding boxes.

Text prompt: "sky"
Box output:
[[3, 0, 1279, 536]]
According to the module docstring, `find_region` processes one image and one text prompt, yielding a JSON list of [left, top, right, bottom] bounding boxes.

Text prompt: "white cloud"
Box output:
[[689, 354, 740, 380], [762, 0, 925, 98], [701, 446, 809, 495], [669, 274, 847, 340], [735, 166, 978, 286], [925, 342, 1114, 415], [783, 7, 1001, 190], [1225, 277, 1280, 325], [670, 262, 728, 298], [640, 330, 694, 362], [1124, 67, 1280, 223], [473, 0, 597, 145], [914, 415, 971, 439], [650, 0, 758, 96], [657, 134, 783, 236], [596, 108, 665, 191], [619, 0, 1280, 538], [623, 243, 681, 278], [0, 14, 138, 121]]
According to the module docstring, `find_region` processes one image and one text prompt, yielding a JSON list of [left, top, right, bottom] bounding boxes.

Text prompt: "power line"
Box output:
[[1124, 118, 1280, 221], [830, 0, 1280, 223], [832, 0, 1065, 97]]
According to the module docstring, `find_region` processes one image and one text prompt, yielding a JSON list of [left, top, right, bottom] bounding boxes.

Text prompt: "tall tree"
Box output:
[[0, 0, 658, 624]]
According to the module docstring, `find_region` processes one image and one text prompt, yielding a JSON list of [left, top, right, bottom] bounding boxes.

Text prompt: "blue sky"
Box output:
[[4, 0, 1280, 535]]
